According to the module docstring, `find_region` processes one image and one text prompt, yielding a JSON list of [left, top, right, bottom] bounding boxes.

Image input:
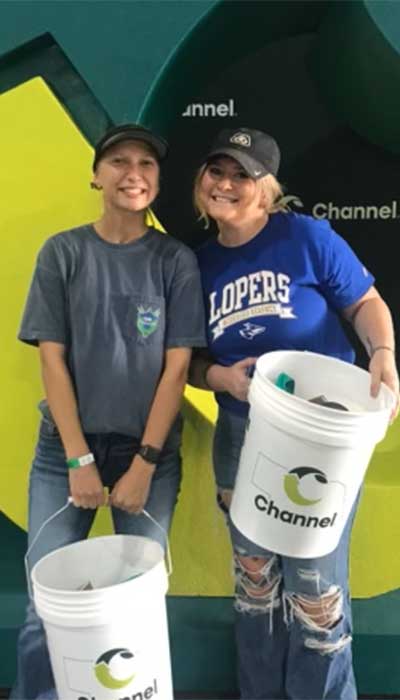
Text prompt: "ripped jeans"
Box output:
[[213, 407, 357, 700]]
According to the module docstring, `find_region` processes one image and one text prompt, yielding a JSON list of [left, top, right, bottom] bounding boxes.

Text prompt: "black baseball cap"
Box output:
[[202, 127, 280, 179], [93, 123, 168, 170]]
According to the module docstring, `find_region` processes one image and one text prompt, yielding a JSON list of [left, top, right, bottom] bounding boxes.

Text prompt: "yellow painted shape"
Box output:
[[350, 417, 400, 597], [1, 78, 103, 532], [0, 78, 170, 540], [169, 401, 232, 595], [0, 77, 224, 595], [184, 385, 218, 425]]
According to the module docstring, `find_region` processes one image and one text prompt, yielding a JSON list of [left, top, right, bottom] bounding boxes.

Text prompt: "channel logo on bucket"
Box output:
[[252, 452, 345, 528], [284, 467, 327, 506], [94, 648, 135, 689], [64, 647, 159, 699]]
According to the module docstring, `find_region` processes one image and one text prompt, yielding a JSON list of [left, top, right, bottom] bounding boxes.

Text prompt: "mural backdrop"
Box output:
[[1, 0, 400, 694]]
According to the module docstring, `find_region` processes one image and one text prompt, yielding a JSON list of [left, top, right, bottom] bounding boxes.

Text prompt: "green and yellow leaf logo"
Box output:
[[284, 467, 328, 506], [94, 648, 135, 689]]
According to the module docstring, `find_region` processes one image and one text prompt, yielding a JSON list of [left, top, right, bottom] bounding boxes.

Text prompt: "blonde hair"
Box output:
[[193, 164, 291, 228]]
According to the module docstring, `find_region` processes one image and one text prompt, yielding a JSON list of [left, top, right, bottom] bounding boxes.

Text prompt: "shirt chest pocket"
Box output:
[[123, 294, 165, 345]]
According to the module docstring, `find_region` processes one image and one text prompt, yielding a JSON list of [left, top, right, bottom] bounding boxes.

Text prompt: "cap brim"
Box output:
[[205, 147, 269, 179], [95, 129, 168, 167]]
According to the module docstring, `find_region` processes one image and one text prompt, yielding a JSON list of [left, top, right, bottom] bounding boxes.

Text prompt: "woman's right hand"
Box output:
[[68, 463, 107, 509], [208, 357, 257, 401]]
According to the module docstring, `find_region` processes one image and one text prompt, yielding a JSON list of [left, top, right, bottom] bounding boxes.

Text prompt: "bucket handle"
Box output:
[[24, 497, 73, 601], [142, 509, 173, 577], [24, 498, 173, 601]]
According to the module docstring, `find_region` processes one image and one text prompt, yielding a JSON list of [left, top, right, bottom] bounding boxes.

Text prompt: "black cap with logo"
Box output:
[[202, 127, 280, 179], [93, 123, 168, 170]]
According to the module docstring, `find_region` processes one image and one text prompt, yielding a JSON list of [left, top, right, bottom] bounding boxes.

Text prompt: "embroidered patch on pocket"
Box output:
[[137, 305, 160, 338]]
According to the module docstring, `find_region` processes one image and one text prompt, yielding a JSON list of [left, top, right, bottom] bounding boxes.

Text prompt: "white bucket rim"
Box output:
[[254, 350, 395, 415], [250, 380, 390, 436], [31, 534, 165, 597]]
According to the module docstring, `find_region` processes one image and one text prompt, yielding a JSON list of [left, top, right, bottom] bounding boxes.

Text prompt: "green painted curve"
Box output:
[[310, 0, 400, 153], [0, 0, 216, 127], [140, 0, 332, 132], [2, 0, 400, 150], [0, 34, 111, 145], [142, 0, 400, 155], [2, 1, 400, 148]]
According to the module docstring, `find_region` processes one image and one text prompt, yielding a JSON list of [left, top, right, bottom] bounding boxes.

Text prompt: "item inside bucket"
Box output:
[[309, 395, 349, 411], [76, 581, 94, 591], [33, 534, 165, 593], [274, 373, 350, 411], [274, 372, 295, 394], [75, 571, 142, 591]]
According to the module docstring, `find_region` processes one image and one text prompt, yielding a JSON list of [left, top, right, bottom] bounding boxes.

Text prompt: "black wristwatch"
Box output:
[[138, 444, 161, 464]]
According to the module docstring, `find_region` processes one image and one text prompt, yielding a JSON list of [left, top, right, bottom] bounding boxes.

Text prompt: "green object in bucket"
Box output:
[[274, 372, 295, 394]]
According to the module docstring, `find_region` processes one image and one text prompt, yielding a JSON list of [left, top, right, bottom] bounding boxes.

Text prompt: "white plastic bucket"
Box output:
[[230, 351, 394, 558], [31, 534, 172, 700]]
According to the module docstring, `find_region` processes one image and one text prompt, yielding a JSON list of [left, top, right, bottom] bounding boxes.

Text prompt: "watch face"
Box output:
[[139, 445, 160, 463]]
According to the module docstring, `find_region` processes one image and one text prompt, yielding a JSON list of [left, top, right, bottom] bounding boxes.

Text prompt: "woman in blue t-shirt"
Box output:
[[190, 127, 399, 700]]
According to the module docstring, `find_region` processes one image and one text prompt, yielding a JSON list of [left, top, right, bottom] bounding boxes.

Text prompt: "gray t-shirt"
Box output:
[[19, 224, 206, 436]]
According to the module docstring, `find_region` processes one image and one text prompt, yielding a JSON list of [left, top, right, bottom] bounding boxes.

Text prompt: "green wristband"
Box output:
[[66, 453, 94, 469]]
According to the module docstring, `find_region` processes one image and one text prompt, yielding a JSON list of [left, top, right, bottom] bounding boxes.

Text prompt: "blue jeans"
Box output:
[[213, 407, 357, 700], [11, 414, 182, 700]]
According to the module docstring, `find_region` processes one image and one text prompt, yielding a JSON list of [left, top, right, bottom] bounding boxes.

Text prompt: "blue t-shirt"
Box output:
[[196, 212, 374, 416]]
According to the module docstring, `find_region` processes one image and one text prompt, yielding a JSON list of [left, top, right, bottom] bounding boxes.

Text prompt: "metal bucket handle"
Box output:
[[24, 497, 172, 601]]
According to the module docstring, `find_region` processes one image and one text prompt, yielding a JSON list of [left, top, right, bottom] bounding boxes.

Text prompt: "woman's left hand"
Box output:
[[369, 348, 399, 421], [109, 456, 155, 513]]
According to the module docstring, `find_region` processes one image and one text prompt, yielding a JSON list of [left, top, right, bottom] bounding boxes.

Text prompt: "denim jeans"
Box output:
[[213, 407, 358, 700], [11, 414, 182, 700]]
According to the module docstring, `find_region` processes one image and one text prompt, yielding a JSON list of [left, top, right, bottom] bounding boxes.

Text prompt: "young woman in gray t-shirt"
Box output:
[[12, 124, 206, 700]]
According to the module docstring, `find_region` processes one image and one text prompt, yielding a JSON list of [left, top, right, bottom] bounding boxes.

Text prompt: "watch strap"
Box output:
[[138, 444, 161, 464]]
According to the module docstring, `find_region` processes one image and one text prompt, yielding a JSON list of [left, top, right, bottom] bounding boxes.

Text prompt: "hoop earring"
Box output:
[[90, 182, 102, 190]]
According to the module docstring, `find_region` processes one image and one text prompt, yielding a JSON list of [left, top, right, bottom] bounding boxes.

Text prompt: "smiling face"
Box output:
[[197, 156, 266, 227], [92, 140, 160, 214]]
